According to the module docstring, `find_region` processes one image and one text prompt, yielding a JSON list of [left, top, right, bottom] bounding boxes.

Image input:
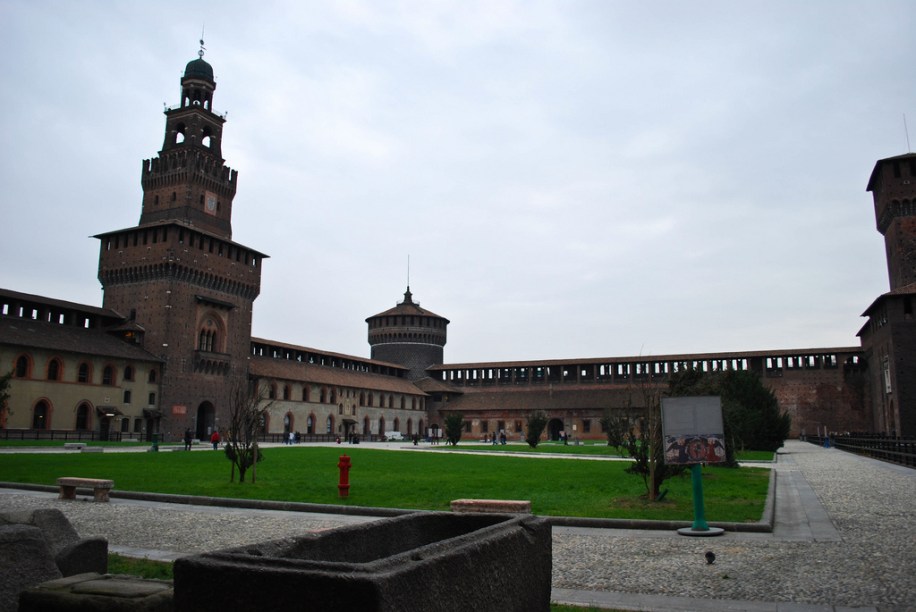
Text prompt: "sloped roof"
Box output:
[[0, 317, 162, 363], [413, 376, 463, 395], [249, 356, 426, 396], [250, 337, 408, 372], [866, 152, 916, 192], [366, 287, 448, 322]]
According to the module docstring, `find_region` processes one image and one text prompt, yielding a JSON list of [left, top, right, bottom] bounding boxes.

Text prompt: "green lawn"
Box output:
[[0, 446, 768, 522]]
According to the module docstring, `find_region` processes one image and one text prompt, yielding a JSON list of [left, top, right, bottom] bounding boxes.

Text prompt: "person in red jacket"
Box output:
[[210, 430, 221, 450]]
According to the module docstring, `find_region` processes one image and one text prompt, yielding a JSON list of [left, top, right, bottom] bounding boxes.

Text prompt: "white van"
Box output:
[[385, 432, 405, 441]]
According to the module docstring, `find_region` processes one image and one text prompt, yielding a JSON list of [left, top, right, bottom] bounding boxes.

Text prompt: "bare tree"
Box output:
[[622, 377, 685, 501], [224, 379, 273, 483], [600, 406, 633, 456]]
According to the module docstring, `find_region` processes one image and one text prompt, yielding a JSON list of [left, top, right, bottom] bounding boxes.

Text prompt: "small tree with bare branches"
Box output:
[[623, 378, 685, 501], [224, 379, 272, 483]]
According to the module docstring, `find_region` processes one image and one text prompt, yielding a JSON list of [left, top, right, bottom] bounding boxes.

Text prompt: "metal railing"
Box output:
[[806, 434, 916, 468], [0, 429, 146, 442]]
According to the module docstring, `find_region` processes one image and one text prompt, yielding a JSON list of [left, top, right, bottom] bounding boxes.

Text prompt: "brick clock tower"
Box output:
[[860, 153, 916, 436], [95, 47, 266, 441]]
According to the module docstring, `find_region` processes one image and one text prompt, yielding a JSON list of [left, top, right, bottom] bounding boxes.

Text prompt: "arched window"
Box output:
[[102, 365, 115, 385], [400, 397, 405, 410], [359, 392, 366, 407], [302, 387, 310, 402], [268, 384, 277, 400], [394, 418, 400, 432], [197, 315, 223, 353], [307, 415, 314, 435], [378, 417, 385, 436], [407, 418, 413, 436], [330, 389, 337, 403], [32, 400, 50, 430], [47, 359, 61, 381], [75, 403, 91, 430], [326, 415, 333, 434], [124, 366, 134, 381], [283, 385, 291, 401], [15, 355, 30, 378], [283, 412, 293, 434], [363, 416, 371, 436], [78, 363, 90, 383], [319, 387, 326, 403]]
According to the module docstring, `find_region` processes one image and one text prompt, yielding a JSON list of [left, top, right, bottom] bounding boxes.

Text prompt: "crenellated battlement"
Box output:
[[141, 150, 237, 189]]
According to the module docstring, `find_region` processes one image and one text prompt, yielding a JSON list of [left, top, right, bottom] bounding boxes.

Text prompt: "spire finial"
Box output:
[[198, 25, 206, 59]]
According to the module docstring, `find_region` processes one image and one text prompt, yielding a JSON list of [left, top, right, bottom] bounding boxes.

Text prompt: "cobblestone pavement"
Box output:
[[1, 440, 912, 611], [552, 441, 915, 611]]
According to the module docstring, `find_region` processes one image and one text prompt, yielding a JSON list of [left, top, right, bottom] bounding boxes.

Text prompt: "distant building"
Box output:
[[1, 51, 910, 441]]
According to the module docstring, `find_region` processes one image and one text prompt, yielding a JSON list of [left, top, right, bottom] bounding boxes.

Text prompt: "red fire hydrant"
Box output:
[[337, 455, 351, 498]]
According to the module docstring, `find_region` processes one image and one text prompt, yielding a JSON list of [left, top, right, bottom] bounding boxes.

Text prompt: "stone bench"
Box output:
[[63, 443, 85, 450], [80, 447, 103, 453], [57, 478, 114, 503], [449, 499, 532, 514]]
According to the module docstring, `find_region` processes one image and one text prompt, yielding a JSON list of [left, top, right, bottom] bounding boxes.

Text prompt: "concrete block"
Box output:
[[0, 524, 62, 611], [55, 536, 108, 577], [174, 511, 551, 612]]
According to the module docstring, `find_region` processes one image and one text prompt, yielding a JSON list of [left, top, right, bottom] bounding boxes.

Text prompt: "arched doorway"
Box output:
[[283, 412, 293, 436], [32, 401, 50, 430], [75, 403, 91, 431], [547, 418, 564, 441], [196, 402, 215, 440]]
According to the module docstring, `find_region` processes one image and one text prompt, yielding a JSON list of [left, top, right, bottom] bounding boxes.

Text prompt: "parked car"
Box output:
[[385, 432, 405, 441]]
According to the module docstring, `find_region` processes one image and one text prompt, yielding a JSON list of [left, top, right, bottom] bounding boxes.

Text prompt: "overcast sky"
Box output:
[[1, 1, 912, 364]]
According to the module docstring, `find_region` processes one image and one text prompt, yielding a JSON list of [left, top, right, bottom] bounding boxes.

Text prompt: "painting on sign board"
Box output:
[[661, 396, 726, 465]]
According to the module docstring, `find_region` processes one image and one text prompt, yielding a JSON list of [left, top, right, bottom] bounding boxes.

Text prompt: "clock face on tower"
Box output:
[[205, 192, 218, 215]]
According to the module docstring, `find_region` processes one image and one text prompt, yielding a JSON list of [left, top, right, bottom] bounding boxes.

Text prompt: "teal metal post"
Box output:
[[690, 463, 709, 531]]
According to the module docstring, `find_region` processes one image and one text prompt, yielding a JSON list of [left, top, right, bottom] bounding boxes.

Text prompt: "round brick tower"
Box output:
[[366, 287, 449, 381]]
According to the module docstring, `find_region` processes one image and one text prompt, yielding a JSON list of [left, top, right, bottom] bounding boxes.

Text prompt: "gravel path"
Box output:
[[1, 440, 913, 610], [553, 441, 915, 611]]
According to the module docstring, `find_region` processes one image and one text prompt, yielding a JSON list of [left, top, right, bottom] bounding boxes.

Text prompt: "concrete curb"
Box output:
[[0, 470, 776, 533]]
